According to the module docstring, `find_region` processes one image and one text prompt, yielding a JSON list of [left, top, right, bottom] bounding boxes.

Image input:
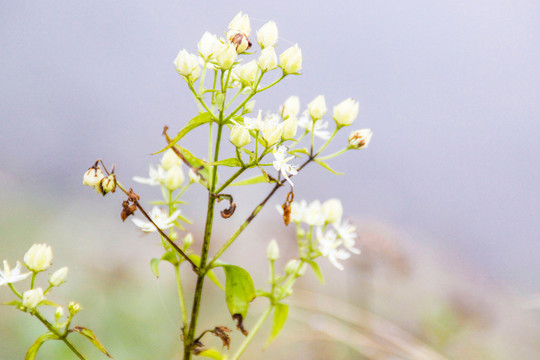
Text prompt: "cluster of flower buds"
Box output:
[[83, 164, 116, 196], [132, 149, 185, 191]]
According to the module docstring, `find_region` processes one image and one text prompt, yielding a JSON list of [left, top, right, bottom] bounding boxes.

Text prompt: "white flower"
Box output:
[[215, 42, 238, 70], [161, 149, 182, 171], [243, 100, 256, 114], [307, 95, 327, 120], [244, 110, 264, 130], [174, 50, 200, 79], [305, 200, 326, 226], [132, 207, 180, 233], [257, 21, 278, 48], [317, 228, 351, 271], [262, 119, 284, 147], [257, 47, 278, 71], [298, 112, 331, 139], [333, 98, 359, 127], [323, 198, 343, 224], [198, 32, 219, 60], [83, 167, 104, 187], [272, 145, 298, 186], [281, 116, 298, 140], [281, 95, 300, 119], [235, 60, 259, 87], [348, 129, 373, 149], [279, 44, 302, 75], [230, 125, 251, 148], [333, 220, 360, 254], [22, 288, 44, 309], [266, 239, 280, 261], [24, 244, 52, 272], [229, 11, 251, 36], [228, 12, 251, 53], [133, 166, 166, 186], [290, 200, 308, 223], [0, 261, 31, 286], [163, 165, 184, 190], [49, 267, 68, 287]]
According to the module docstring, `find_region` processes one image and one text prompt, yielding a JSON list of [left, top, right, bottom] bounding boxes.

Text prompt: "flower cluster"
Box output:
[[133, 149, 186, 191]]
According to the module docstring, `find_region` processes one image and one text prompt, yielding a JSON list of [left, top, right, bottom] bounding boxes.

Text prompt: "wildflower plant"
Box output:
[[4, 11, 373, 360]]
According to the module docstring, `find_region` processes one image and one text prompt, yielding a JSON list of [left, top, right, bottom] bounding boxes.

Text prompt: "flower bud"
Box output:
[[307, 95, 327, 120], [348, 129, 373, 149], [282, 116, 298, 140], [243, 100, 256, 114], [96, 174, 116, 195], [257, 47, 278, 71], [83, 167, 104, 187], [262, 122, 283, 147], [229, 11, 251, 37], [49, 266, 68, 287], [323, 199, 343, 224], [333, 98, 359, 127], [279, 44, 302, 75], [68, 301, 81, 315], [161, 149, 182, 171], [281, 96, 300, 119], [188, 168, 202, 184], [164, 165, 184, 190], [285, 259, 300, 274], [230, 125, 251, 148], [215, 42, 238, 70], [24, 244, 52, 272], [227, 31, 252, 54], [266, 239, 280, 261], [174, 50, 200, 79], [257, 21, 278, 49], [235, 60, 258, 87], [55, 306, 64, 320], [182, 233, 194, 248], [198, 32, 219, 60], [23, 288, 44, 309]]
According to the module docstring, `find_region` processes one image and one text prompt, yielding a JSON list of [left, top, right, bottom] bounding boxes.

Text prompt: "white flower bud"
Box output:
[[348, 129, 373, 150], [333, 98, 359, 127], [215, 42, 238, 70], [243, 100, 256, 114], [305, 200, 325, 226], [164, 165, 184, 190], [23, 288, 44, 309], [68, 301, 81, 315], [49, 266, 68, 287], [55, 306, 64, 320], [188, 168, 201, 183], [285, 259, 301, 274], [257, 21, 278, 49], [323, 199, 343, 224], [229, 11, 251, 37], [235, 60, 258, 87], [198, 32, 219, 60], [307, 95, 327, 120], [262, 122, 283, 147], [161, 149, 182, 171], [24, 244, 52, 272], [83, 167, 104, 187], [257, 47, 278, 71], [266, 239, 280, 261], [182, 233, 194, 248], [282, 116, 298, 140], [281, 96, 300, 119], [227, 31, 252, 54], [230, 125, 251, 148], [279, 44, 302, 75], [174, 50, 200, 78]]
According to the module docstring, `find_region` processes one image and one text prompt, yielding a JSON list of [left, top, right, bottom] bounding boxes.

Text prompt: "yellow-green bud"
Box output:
[[230, 125, 251, 148], [257, 21, 278, 49], [243, 100, 256, 114], [24, 244, 52, 272], [333, 98, 359, 127], [235, 60, 258, 87], [68, 301, 81, 315], [281, 95, 300, 119], [161, 149, 182, 170], [182, 233, 194, 248], [174, 49, 200, 79], [215, 42, 238, 70], [279, 44, 302, 75], [164, 165, 184, 190], [262, 122, 283, 147], [323, 199, 343, 224], [22, 288, 44, 309], [257, 47, 278, 71], [282, 116, 298, 140], [49, 266, 68, 287], [55, 307, 64, 320], [307, 95, 327, 120], [266, 239, 280, 261]]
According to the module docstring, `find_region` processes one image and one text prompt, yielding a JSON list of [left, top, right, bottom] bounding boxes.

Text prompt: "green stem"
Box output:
[[317, 147, 348, 161], [33, 311, 86, 360], [256, 74, 285, 93], [214, 166, 247, 194], [174, 265, 188, 339], [224, 87, 243, 111], [230, 305, 274, 360], [187, 82, 214, 117], [8, 283, 22, 298], [315, 128, 338, 156], [30, 272, 36, 289]]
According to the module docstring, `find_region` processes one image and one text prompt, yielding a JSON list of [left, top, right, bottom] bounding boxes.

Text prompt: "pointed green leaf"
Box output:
[[289, 148, 310, 156], [308, 260, 325, 284], [161, 250, 178, 265], [150, 258, 160, 278], [196, 348, 223, 359], [25, 332, 58, 360], [313, 158, 344, 175], [40, 300, 61, 307], [188, 255, 225, 291], [265, 304, 289, 348], [231, 174, 270, 186], [71, 326, 112, 358], [2, 300, 22, 306], [207, 158, 243, 167], [220, 265, 256, 319], [153, 112, 214, 154]]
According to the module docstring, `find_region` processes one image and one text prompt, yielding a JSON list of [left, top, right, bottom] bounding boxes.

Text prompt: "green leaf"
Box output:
[[221, 265, 256, 320], [313, 158, 344, 175], [207, 158, 243, 167], [195, 348, 223, 360], [289, 147, 310, 156], [25, 332, 58, 360], [161, 250, 178, 265], [265, 304, 289, 348], [308, 260, 325, 284], [188, 255, 225, 291], [40, 299, 61, 307], [231, 174, 270, 186], [153, 112, 214, 154], [2, 300, 22, 306], [71, 326, 112, 358], [150, 258, 161, 278]]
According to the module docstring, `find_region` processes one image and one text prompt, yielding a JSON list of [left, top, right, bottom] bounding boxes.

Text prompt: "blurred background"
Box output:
[[1, 1, 539, 359]]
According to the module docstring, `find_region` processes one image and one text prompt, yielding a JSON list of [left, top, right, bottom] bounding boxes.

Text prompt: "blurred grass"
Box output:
[[1, 182, 539, 359]]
